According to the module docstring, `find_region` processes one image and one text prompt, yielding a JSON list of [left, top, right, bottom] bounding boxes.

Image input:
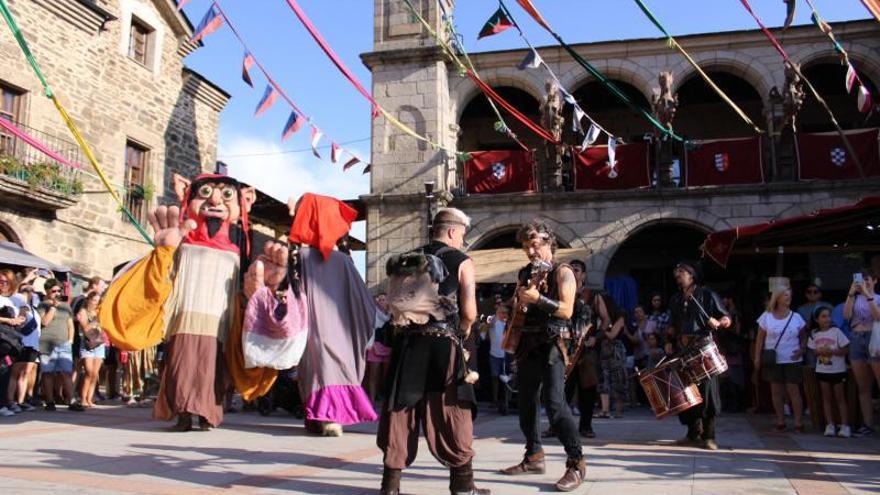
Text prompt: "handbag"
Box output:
[[761, 312, 794, 366], [83, 325, 105, 350]]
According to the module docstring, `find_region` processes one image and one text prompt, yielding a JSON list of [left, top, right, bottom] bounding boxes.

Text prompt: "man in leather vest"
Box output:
[[667, 261, 731, 450], [500, 221, 586, 492], [377, 207, 489, 495]]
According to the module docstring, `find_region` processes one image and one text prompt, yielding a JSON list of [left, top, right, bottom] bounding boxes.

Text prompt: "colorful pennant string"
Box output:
[[860, 0, 880, 23]]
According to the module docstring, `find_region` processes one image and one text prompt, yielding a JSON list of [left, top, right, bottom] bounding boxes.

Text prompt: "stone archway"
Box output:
[[466, 212, 585, 252], [0, 220, 21, 245], [674, 69, 765, 139], [457, 85, 542, 151]]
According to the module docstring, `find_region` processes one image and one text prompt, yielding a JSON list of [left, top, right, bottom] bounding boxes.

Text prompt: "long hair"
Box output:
[[766, 288, 792, 313], [809, 306, 832, 336]]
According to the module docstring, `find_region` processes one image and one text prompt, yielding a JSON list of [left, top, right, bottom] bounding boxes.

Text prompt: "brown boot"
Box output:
[[171, 413, 192, 432], [450, 461, 490, 495], [380, 467, 401, 495], [499, 451, 545, 475], [555, 457, 586, 492]]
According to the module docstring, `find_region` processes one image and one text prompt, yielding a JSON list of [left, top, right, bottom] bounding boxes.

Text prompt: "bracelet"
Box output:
[[869, 297, 875, 302], [536, 295, 561, 315]]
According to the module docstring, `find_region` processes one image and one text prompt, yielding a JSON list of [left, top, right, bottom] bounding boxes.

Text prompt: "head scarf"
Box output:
[[289, 193, 357, 259]]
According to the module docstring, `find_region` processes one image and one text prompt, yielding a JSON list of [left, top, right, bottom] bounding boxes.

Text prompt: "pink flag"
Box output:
[[310, 127, 323, 159], [331, 142, 342, 163], [858, 84, 873, 113], [846, 64, 857, 93], [242, 51, 255, 87], [254, 85, 278, 117], [191, 5, 223, 43], [282, 111, 304, 140], [343, 157, 359, 171], [176, 0, 190, 12]]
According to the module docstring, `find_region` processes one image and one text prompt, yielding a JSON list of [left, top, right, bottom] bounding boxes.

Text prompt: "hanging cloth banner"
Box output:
[[796, 128, 880, 180], [510, 0, 683, 142], [573, 143, 651, 190], [685, 136, 764, 187], [343, 157, 360, 172], [737, 0, 866, 178], [632, 0, 762, 133], [0, 0, 152, 244], [464, 150, 536, 194], [860, 0, 880, 23]]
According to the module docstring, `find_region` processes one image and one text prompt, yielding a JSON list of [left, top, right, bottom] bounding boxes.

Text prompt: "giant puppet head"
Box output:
[[173, 173, 257, 255]]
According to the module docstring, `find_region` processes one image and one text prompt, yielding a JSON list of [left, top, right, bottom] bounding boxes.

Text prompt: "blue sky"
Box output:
[[180, 0, 871, 269]]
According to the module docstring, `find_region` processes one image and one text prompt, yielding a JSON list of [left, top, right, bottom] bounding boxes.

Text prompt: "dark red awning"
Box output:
[[702, 196, 880, 267]]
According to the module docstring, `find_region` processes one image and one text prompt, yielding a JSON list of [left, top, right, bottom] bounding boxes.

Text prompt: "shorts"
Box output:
[[848, 331, 880, 363], [40, 342, 74, 374], [16, 347, 40, 364], [489, 355, 509, 377], [817, 372, 847, 384], [80, 344, 106, 360], [762, 362, 803, 384]]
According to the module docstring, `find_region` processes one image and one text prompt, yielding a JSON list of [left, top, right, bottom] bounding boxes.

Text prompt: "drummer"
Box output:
[[667, 261, 731, 450]]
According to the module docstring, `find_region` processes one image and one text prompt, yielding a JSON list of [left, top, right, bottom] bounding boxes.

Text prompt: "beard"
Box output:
[[204, 217, 223, 238]]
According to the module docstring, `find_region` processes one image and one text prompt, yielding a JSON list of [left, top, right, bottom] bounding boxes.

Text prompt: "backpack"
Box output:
[[385, 246, 458, 327]]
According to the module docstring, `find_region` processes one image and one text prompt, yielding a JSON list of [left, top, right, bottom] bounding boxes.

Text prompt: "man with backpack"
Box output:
[[377, 207, 488, 495]]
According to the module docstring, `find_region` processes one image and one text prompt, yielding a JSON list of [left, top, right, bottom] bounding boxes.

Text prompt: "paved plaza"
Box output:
[[0, 405, 878, 494]]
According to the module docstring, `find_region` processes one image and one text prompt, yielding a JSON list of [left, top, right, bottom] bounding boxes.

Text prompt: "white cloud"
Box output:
[[219, 135, 371, 276]]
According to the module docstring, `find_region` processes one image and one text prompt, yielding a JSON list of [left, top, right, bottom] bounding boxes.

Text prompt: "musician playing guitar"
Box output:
[[499, 222, 586, 493], [667, 261, 731, 451]]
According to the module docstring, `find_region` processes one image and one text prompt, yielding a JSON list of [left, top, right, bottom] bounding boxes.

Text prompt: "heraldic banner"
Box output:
[[685, 136, 763, 187], [464, 150, 536, 194], [797, 128, 880, 180], [574, 143, 650, 190]]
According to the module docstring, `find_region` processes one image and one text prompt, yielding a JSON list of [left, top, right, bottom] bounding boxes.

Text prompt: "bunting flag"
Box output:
[[242, 51, 255, 87], [478, 7, 514, 39], [464, 150, 536, 194], [685, 137, 763, 187], [783, 0, 796, 29], [343, 157, 360, 171], [858, 85, 873, 113], [582, 124, 601, 148], [846, 64, 858, 93], [281, 111, 304, 140], [254, 85, 278, 117], [468, 73, 560, 144], [330, 142, 341, 163], [633, 0, 761, 133], [861, 0, 880, 23], [191, 4, 223, 44], [517, 48, 542, 70], [796, 129, 880, 180], [514, 0, 552, 31], [176, 0, 190, 12], [572, 106, 586, 134], [310, 127, 323, 159], [362, 164, 372, 174], [574, 143, 650, 190]]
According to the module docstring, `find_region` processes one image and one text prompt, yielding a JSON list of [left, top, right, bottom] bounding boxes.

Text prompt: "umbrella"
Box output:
[[0, 241, 71, 272]]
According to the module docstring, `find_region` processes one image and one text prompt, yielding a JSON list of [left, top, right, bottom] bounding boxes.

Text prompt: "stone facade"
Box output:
[[362, 1, 880, 288], [0, 0, 228, 279]]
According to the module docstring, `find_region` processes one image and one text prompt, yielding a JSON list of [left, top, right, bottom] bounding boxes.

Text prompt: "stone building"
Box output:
[[362, 1, 880, 307], [0, 0, 228, 280]]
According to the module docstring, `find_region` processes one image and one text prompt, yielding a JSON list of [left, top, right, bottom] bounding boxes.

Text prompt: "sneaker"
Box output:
[[28, 397, 43, 407], [68, 402, 85, 412], [854, 426, 874, 437], [44, 402, 56, 412], [19, 402, 34, 412], [838, 425, 852, 438], [824, 424, 836, 437], [9, 403, 21, 413], [0, 407, 14, 417]]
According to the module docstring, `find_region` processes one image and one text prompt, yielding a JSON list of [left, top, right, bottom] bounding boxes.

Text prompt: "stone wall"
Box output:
[[0, 0, 227, 278]]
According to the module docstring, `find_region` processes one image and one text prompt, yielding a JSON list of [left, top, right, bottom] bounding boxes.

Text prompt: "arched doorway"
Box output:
[[0, 220, 20, 245], [458, 86, 541, 151], [675, 71, 764, 139], [801, 61, 880, 132], [568, 79, 652, 144]]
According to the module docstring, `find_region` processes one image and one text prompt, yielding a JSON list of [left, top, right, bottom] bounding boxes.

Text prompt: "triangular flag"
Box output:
[[331, 142, 342, 163], [282, 111, 304, 140], [607, 138, 618, 179], [362, 164, 372, 174], [846, 63, 858, 93], [478, 7, 513, 39], [343, 157, 360, 171], [517, 48, 543, 70], [191, 5, 223, 43], [858, 84, 873, 113], [310, 127, 323, 159], [242, 51, 255, 88], [176, 0, 190, 12], [582, 124, 601, 148], [572, 106, 586, 134], [254, 85, 278, 117], [559, 88, 577, 106]]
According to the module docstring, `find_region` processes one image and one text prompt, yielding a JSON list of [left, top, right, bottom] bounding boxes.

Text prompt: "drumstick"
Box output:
[[687, 293, 713, 324]]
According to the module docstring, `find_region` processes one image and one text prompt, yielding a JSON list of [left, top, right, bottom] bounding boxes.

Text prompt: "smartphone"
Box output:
[[854, 273, 864, 284]]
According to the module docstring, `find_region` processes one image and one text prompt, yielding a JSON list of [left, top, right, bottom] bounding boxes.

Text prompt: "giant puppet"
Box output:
[[100, 173, 277, 431]]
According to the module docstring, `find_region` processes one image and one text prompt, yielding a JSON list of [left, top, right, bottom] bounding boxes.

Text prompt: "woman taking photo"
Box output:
[[843, 268, 880, 437], [755, 288, 807, 432], [76, 292, 105, 408]]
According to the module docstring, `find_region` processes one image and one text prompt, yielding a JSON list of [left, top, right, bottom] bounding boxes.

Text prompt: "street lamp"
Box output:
[[424, 180, 436, 240]]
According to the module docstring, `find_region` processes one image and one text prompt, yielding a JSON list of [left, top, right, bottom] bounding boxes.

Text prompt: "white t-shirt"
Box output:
[[758, 310, 806, 364], [1, 294, 41, 350], [808, 327, 849, 374], [0, 294, 18, 316], [488, 318, 507, 358]]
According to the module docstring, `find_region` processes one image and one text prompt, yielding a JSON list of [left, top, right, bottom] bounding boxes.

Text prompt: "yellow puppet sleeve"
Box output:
[[98, 246, 176, 351], [226, 295, 278, 401]]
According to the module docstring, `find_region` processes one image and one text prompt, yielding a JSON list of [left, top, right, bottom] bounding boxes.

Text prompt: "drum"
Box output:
[[680, 339, 728, 384], [638, 359, 703, 420]]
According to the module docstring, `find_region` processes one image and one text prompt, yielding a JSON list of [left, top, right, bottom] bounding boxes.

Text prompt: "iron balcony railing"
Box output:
[[0, 118, 83, 197]]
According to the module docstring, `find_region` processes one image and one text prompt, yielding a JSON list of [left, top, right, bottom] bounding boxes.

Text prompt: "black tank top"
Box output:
[[422, 241, 469, 298], [518, 262, 570, 329]]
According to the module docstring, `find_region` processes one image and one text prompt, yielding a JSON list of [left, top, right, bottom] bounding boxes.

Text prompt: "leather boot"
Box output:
[[450, 461, 490, 495], [499, 451, 545, 475], [172, 413, 192, 432], [380, 467, 401, 495], [554, 457, 586, 492]]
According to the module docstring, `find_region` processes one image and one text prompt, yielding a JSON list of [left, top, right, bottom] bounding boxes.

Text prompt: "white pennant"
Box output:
[[582, 124, 601, 148], [572, 106, 586, 134], [607, 138, 619, 179]]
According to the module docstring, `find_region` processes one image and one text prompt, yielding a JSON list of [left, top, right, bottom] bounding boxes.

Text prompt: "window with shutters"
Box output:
[[124, 141, 149, 224], [0, 82, 24, 156], [128, 17, 154, 66]]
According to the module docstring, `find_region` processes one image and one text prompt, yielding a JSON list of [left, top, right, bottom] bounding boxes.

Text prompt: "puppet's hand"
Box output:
[[245, 241, 288, 299], [148, 206, 195, 248]]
